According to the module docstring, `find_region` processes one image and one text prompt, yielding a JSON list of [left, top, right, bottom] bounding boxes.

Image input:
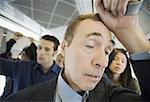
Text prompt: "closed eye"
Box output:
[[83, 45, 96, 53], [85, 45, 95, 49]]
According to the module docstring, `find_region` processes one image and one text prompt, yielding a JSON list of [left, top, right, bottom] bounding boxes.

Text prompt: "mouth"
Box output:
[[38, 57, 44, 59], [85, 74, 100, 81], [115, 67, 121, 70]]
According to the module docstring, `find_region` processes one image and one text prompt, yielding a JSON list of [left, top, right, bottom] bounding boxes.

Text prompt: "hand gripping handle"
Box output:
[[126, 0, 144, 15]]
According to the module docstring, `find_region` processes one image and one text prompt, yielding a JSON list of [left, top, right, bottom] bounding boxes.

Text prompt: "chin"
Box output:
[[82, 84, 97, 91], [37, 60, 40, 64]]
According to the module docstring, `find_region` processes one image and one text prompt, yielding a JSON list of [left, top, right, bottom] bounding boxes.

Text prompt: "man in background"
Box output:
[[0, 35, 61, 95]]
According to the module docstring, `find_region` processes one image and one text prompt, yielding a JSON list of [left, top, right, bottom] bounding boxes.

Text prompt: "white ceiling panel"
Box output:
[[51, 15, 67, 25], [8, 0, 79, 30], [12, 4, 32, 17], [55, 1, 76, 17], [49, 24, 60, 29], [34, 10, 51, 22], [37, 21, 48, 28], [10, 0, 31, 7], [33, 0, 56, 13], [62, 0, 76, 5]]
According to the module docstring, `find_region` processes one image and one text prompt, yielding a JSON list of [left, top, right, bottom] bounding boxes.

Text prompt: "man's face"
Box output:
[[36, 39, 55, 65], [63, 19, 113, 92]]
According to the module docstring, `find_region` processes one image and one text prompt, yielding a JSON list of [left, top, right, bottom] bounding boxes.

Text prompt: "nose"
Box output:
[[92, 49, 108, 69], [38, 48, 45, 55], [116, 59, 122, 65]]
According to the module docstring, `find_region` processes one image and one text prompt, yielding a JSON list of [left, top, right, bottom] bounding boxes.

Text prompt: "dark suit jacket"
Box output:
[[131, 59, 150, 101], [5, 74, 141, 102]]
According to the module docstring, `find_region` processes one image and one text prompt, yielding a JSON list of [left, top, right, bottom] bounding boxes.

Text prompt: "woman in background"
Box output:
[[55, 53, 64, 68], [105, 48, 141, 94]]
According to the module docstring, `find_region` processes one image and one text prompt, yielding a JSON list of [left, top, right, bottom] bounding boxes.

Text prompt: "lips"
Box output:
[[85, 73, 100, 80], [38, 56, 44, 59], [114, 66, 121, 70]]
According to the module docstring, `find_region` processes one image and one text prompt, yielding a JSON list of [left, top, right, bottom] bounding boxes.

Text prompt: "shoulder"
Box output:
[[5, 76, 58, 101], [90, 73, 140, 101], [52, 63, 61, 74]]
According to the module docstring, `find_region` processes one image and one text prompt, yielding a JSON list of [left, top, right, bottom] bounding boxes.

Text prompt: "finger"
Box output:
[[28, 37, 34, 42], [118, 0, 129, 16], [111, 0, 119, 16], [103, 0, 111, 11], [95, 0, 114, 21], [95, 0, 105, 15], [15, 32, 23, 37]]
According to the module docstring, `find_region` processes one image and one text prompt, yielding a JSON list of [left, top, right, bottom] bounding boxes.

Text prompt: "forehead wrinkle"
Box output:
[[86, 32, 113, 45]]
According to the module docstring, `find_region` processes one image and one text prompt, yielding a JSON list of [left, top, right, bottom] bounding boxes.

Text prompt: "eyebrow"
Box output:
[[86, 32, 102, 38], [115, 56, 126, 60], [86, 32, 114, 45]]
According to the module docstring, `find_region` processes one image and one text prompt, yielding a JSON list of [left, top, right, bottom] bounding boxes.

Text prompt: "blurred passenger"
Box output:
[[0, 35, 61, 95], [18, 43, 37, 61], [0, 32, 23, 101], [105, 48, 141, 94], [0, 32, 6, 53], [0, 39, 37, 101], [55, 53, 64, 68], [0, 32, 23, 59]]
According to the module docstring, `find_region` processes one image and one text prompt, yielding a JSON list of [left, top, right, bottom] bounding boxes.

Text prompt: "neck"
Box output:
[[62, 70, 82, 92], [111, 73, 121, 85], [42, 60, 54, 73]]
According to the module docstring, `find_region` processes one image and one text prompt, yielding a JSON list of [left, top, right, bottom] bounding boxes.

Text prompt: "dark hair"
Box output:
[[107, 48, 128, 66], [41, 35, 60, 51], [22, 43, 37, 61], [105, 48, 138, 91]]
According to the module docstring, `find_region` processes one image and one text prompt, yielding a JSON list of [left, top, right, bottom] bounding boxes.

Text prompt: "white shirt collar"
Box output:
[[55, 70, 89, 102]]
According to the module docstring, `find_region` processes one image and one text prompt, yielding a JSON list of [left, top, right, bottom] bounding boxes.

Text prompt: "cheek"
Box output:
[[65, 49, 85, 75], [121, 65, 127, 72], [65, 47, 87, 68], [47, 52, 54, 58], [36, 51, 39, 57], [77, 49, 92, 66], [109, 63, 115, 70]]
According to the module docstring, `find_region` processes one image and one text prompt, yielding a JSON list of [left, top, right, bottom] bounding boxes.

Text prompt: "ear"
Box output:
[[53, 50, 58, 57], [61, 40, 68, 56]]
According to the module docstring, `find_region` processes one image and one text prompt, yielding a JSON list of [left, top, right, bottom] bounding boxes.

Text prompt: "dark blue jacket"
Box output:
[[0, 58, 61, 93]]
